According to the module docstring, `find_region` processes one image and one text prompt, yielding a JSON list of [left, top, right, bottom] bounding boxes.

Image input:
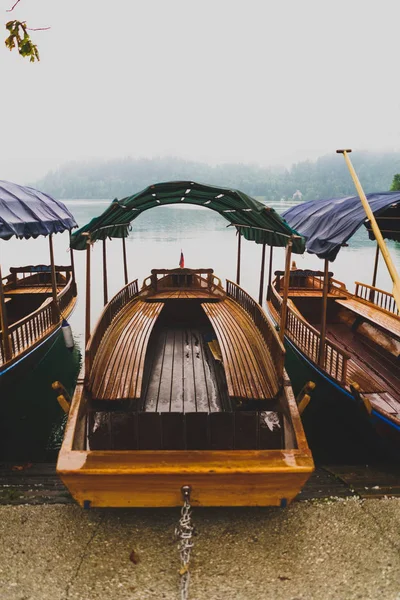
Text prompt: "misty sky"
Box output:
[[1, 0, 400, 182]]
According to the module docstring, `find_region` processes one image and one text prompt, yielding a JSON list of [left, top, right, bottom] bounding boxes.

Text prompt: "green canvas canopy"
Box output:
[[70, 181, 305, 253]]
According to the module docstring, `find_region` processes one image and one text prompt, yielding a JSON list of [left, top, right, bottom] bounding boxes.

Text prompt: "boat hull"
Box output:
[[282, 332, 399, 459], [58, 381, 314, 508]]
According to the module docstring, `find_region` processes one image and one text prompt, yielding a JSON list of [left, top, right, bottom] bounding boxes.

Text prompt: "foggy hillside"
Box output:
[[34, 152, 400, 201]]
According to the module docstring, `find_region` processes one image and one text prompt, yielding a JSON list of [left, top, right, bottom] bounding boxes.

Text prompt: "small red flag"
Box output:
[[179, 251, 184, 268]]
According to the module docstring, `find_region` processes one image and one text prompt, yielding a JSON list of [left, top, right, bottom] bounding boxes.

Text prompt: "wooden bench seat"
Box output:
[[202, 299, 280, 400], [335, 297, 400, 340], [88, 300, 163, 400]]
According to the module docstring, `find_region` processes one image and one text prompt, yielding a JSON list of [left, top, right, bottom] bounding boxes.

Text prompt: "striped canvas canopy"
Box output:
[[70, 181, 305, 253]]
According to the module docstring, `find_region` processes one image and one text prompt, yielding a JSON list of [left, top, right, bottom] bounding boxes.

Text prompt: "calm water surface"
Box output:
[[1, 199, 399, 461]]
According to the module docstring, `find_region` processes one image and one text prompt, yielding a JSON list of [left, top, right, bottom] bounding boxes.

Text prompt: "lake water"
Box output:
[[2, 198, 399, 347], [1, 198, 399, 462]]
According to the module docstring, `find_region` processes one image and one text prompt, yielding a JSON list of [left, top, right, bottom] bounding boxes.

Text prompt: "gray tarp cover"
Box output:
[[283, 192, 400, 261], [0, 180, 77, 240]]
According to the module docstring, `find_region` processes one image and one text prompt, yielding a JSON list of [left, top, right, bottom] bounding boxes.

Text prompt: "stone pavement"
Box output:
[[0, 497, 400, 600]]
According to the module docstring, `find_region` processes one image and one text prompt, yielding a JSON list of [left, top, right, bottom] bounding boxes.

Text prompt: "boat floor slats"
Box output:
[[289, 290, 345, 298], [88, 300, 164, 400], [145, 290, 220, 301], [335, 297, 400, 339], [326, 324, 400, 402], [142, 326, 222, 412], [5, 286, 64, 295], [363, 393, 400, 415], [202, 299, 279, 400], [87, 409, 284, 451]]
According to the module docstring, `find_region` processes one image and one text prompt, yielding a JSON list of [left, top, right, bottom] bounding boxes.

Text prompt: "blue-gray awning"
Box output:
[[0, 180, 77, 240], [283, 192, 400, 261]]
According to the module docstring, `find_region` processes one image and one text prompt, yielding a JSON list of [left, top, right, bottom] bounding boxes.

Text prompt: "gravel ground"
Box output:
[[0, 498, 399, 600]]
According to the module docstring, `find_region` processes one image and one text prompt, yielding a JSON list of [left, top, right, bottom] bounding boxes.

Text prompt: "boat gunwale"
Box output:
[[57, 369, 314, 477], [0, 271, 76, 371]]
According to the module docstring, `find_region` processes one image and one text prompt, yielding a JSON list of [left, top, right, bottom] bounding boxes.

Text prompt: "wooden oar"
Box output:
[[337, 149, 400, 308]]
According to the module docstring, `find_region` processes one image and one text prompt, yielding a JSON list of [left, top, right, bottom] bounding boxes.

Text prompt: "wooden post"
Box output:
[[85, 239, 91, 348], [102, 238, 108, 306], [258, 243, 267, 306], [69, 232, 77, 296], [236, 229, 242, 285], [122, 236, 128, 285], [370, 242, 380, 302], [267, 245, 274, 300], [48, 234, 59, 324], [318, 258, 330, 367], [280, 240, 292, 342], [0, 263, 12, 362]]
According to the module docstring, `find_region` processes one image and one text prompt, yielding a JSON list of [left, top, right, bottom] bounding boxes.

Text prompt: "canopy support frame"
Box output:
[[318, 259, 330, 368], [258, 243, 266, 306], [280, 239, 293, 342], [0, 263, 12, 362], [103, 238, 108, 306], [122, 236, 128, 286], [48, 234, 59, 324], [85, 239, 91, 349], [236, 229, 242, 286], [370, 242, 380, 302]]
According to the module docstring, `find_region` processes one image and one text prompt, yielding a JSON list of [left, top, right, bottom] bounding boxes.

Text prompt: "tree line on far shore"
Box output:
[[34, 151, 400, 201]]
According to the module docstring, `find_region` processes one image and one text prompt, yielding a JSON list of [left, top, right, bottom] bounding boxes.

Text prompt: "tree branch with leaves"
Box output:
[[4, 0, 49, 62]]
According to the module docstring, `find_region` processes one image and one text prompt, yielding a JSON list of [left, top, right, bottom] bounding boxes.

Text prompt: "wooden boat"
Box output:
[[268, 269, 400, 451], [0, 181, 78, 385], [271, 153, 400, 452], [57, 181, 314, 507]]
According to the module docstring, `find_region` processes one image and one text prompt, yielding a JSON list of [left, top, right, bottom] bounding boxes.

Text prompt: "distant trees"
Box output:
[[33, 152, 400, 201], [390, 174, 400, 191]]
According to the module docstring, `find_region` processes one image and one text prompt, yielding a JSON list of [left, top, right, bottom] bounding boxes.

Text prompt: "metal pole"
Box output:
[[267, 245, 274, 300], [338, 149, 400, 307], [318, 258, 330, 367], [122, 236, 128, 285], [280, 240, 292, 342], [48, 234, 59, 323], [102, 238, 108, 305], [258, 243, 267, 306], [85, 240, 91, 348], [236, 229, 242, 285], [0, 263, 12, 362]]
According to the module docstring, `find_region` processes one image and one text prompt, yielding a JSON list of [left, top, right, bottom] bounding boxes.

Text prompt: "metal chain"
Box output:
[[175, 485, 194, 600]]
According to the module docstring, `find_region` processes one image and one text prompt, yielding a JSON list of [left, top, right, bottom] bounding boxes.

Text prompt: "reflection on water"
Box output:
[[0, 198, 399, 462]]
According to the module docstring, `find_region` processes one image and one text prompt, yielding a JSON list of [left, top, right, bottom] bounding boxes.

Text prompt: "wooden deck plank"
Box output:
[[5, 286, 63, 295], [141, 326, 223, 413], [202, 299, 279, 400], [142, 329, 167, 411], [145, 290, 220, 301], [335, 297, 400, 339], [89, 300, 163, 400]]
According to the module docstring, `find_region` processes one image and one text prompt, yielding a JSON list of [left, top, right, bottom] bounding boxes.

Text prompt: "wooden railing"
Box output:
[[58, 274, 76, 315], [142, 268, 222, 294], [85, 279, 139, 375], [355, 282, 399, 317], [0, 272, 76, 368], [226, 280, 285, 380], [270, 282, 349, 383], [7, 299, 54, 361]]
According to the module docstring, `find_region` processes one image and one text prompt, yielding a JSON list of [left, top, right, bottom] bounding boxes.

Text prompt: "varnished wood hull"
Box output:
[[269, 311, 400, 458], [57, 380, 314, 507]]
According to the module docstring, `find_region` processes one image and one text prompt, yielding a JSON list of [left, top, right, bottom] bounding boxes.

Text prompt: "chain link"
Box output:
[[175, 486, 194, 600]]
